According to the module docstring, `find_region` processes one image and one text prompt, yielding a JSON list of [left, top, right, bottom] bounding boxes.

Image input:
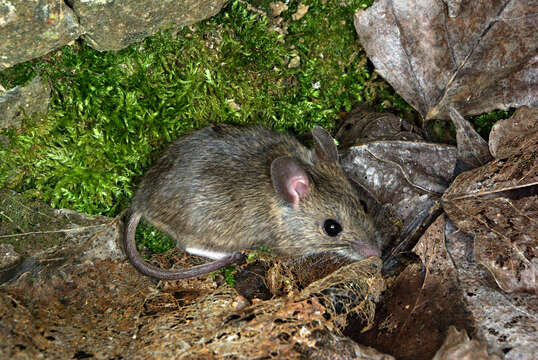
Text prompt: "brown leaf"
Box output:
[[442, 128, 538, 293], [449, 107, 493, 175], [335, 105, 424, 149], [489, 106, 538, 159], [432, 326, 501, 360], [338, 109, 452, 261], [341, 141, 456, 228], [444, 220, 538, 359], [0, 189, 122, 284], [351, 215, 474, 360], [354, 0, 537, 120]]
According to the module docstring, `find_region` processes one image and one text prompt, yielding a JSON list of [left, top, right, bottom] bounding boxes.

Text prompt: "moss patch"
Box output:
[[471, 108, 515, 140]]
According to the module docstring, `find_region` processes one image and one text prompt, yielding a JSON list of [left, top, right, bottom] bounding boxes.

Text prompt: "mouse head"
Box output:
[[270, 127, 381, 260]]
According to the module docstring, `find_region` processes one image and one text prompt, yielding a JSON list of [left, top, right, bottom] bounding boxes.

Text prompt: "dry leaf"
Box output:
[[352, 215, 473, 360], [354, 0, 538, 120], [432, 326, 501, 360], [269, 1, 288, 17], [1, 206, 388, 360], [341, 141, 456, 229], [337, 109, 453, 261], [292, 4, 309, 21], [449, 107, 493, 175], [442, 126, 537, 293], [335, 105, 424, 149], [444, 220, 538, 359], [489, 106, 538, 159]]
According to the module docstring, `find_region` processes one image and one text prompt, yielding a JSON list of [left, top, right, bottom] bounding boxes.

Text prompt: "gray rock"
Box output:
[[0, 76, 51, 129], [69, 0, 228, 51], [0, 0, 81, 70]]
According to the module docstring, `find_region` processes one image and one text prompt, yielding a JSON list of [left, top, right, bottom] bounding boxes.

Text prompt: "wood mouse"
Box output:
[[123, 124, 381, 280]]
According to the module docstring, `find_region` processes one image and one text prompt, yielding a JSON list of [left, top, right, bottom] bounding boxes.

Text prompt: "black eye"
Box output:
[[323, 219, 342, 237]]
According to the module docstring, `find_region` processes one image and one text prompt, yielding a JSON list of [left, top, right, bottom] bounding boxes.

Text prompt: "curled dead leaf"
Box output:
[[292, 3, 309, 21], [489, 106, 538, 159], [335, 105, 424, 149]]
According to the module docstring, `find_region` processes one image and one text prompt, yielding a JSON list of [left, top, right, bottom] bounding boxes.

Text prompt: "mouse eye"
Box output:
[[323, 219, 342, 237]]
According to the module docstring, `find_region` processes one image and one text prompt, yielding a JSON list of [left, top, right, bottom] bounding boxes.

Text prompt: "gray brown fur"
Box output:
[[124, 124, 381, 280]]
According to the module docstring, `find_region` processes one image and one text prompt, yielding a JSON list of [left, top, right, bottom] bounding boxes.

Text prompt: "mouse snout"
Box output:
[[352, 242, 381, 259]]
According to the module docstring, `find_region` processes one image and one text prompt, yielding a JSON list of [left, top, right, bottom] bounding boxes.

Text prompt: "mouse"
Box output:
[[123, 124, 381, 280]]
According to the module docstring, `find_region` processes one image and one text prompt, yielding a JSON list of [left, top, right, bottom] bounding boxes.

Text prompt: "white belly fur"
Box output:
[[185, 247, 231, 260]]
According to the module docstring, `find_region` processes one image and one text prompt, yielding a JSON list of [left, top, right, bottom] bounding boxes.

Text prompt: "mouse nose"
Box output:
[[353, 242, 381, 258]]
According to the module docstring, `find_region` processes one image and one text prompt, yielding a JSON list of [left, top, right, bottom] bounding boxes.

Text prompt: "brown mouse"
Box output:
[[123, 124, 381, 280]]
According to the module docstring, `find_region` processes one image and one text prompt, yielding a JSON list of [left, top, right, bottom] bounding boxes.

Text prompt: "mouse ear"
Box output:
[[271, 156, 310, 207], [312, 126, 338, 163]]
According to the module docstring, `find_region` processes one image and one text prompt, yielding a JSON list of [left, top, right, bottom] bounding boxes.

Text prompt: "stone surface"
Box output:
[[69, 0, 229, 51], [0, 76, 51, 129], [0, 0, 81, 70]]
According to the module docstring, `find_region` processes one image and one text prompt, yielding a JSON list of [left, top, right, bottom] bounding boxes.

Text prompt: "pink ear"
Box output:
[[271, 156, 310, 207], [287, 175, 309, 205]]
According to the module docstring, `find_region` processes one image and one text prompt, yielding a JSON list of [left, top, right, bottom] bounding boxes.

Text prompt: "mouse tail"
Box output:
[[123, 212, 242, 280]]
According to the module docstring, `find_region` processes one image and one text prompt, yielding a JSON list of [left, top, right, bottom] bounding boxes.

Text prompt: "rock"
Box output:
[[69, 0, 228, 51], [0, 76, 51, 129], [0, 0, 81, 70]]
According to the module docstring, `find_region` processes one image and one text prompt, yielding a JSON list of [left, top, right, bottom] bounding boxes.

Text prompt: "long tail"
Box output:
[[123, 212, 242, 280]]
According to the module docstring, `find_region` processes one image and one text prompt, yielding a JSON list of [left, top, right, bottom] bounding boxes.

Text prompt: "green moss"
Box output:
[[0, 60, 40, 88], [209, 264, 237, 286], [471, 108, 514, 140], [135, 220, 176, 254]]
